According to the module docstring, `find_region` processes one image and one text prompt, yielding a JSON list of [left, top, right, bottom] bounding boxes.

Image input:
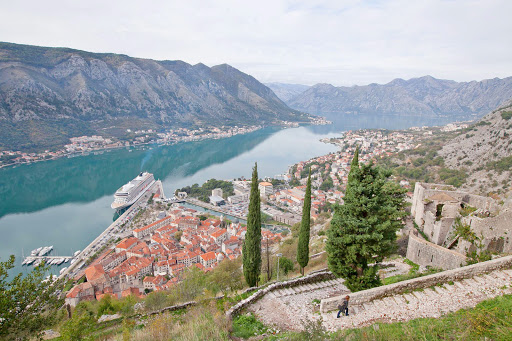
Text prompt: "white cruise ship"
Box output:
[[111, 172, 155, 210]]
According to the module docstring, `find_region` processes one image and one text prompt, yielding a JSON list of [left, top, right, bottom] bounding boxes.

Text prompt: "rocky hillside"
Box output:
[[0, 42, 309, 151], [439, 99, 512, 194], [265, 82, 310, 102], [285, 76, 512, 118], [378, 98, 512, 196]]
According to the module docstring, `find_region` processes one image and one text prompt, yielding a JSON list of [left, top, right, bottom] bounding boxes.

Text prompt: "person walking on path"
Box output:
[[337, 295, 350, 318]]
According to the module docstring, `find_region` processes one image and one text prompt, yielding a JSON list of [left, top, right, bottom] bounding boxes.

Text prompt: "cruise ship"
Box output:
[[111, 172, 155, 210]]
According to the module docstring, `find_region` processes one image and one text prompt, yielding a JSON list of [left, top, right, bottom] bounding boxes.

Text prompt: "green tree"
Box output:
[[243, 163, 262, 287], [208, 258, 243, 294], [297, 169, 312, 275], [319, 177, 333, 191], [97, 294, 116, 317], [0, 256, 64, 340], [60, 304, 96, 341], [326, 151, 406, 292], [276, 256, 294, 276]]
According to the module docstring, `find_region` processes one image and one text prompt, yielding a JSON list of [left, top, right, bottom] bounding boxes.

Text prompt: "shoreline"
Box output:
[[0, 121, 329, 170]]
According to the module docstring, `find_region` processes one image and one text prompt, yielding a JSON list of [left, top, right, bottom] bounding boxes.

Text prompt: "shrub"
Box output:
[[232, 313, 267, 339], [501, 111, 512, 120]]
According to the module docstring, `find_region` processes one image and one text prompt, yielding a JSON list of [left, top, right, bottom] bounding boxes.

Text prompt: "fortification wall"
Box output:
[[406, 233, 466, 270], [321, 254, 512, 313], [470, 209, 512, 253]]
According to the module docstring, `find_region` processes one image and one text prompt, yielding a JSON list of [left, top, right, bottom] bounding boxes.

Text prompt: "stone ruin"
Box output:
[[407, 182, 511, 270]]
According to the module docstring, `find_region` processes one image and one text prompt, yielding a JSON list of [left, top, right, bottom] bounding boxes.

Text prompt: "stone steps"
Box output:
[[267, 278, 343, 298], [321, 268, 512, 332]]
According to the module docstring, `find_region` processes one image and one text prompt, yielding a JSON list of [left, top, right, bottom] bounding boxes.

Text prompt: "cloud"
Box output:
[[0, 0, 511, 85]]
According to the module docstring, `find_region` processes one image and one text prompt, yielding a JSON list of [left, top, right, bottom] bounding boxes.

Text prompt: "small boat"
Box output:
[[33, 259, 42, 267], [57, 258, 65, 265], [31, 247, 42, 256], [64, 258, 69, 263], [70, 259, 76, 265], [60, 267, 68, 274], [73, 250, 81, 257], [25, 257, 35, 265]]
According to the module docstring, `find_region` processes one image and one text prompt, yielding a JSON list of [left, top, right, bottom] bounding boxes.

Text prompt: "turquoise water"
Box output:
[[0, 114, 460, 276]]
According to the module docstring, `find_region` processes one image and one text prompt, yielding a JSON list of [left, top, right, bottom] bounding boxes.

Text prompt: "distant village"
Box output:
[[0, 125, 262, 168], [0, 116, 331, 168]]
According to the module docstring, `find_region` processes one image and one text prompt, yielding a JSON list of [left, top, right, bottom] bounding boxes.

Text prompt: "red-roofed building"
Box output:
[[100, 251, 127, 272], [121, 287, 143, 298], [126, 242, 151, 258], [115, 237, 138, 252], [199, 251, 216, 268], [143, 275, 168, 291], [65, 282, 94, 307], [177, 216, 200, 230], [211, 228, 227, 244], [84, 264, 111, 291], [133, 215, 174, 239]]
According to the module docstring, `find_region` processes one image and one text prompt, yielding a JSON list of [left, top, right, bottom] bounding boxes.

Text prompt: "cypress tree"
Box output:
[[326, 151, 406, 292], [242, 163, 262, 287], [297, 169, 311, 276]]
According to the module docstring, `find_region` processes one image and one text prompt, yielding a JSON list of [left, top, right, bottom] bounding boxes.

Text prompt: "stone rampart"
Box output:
[[406, 233, 466, 270], [320, 254, 512, 313], [468, 208, 512, 253]]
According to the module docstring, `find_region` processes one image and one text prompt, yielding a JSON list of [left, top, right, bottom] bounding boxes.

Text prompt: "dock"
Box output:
[[22, 255, 73, 266]]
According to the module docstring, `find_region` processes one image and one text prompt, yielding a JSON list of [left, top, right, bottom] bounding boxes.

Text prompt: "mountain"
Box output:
[[285, 76, 512, 118], [265, 82, 310, 102], [439, 98, 512, 194], [0, 42, 309, 151]]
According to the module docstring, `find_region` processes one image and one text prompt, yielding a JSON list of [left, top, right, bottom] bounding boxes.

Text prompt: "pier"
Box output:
[[22, 255, 73, 266]]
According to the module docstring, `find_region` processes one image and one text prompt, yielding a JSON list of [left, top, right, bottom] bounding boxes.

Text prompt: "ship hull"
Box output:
[[111, 179, 155, 211]]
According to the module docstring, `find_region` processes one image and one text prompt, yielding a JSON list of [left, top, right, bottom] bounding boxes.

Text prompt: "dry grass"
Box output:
[[125, 303, 230, 341]]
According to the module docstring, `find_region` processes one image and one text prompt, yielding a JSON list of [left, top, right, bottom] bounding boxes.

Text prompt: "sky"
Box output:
[[1, 0, 511, 86]]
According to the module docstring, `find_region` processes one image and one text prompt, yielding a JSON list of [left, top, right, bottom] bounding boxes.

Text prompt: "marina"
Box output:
[[22, 245, 76, 267], [22, 256, 73, 267]]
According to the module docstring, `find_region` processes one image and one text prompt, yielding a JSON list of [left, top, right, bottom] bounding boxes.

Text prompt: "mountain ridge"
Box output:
[[0, 42, 309, 151], [273, 75, 512, 118]]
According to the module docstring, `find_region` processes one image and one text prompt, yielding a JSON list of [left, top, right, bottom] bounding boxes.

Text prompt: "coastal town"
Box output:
[[56, 123, 470, 306], [65, 199, 284, 306]]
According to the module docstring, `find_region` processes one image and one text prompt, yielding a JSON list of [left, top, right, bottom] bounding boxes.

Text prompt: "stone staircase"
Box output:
[[321, 268, 512, 331], [267, 278, 345, 299]]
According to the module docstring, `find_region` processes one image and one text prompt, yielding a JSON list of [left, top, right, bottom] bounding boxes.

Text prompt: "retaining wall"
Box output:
[[320, 254, 512, 313], [406, 233, 467, 270]]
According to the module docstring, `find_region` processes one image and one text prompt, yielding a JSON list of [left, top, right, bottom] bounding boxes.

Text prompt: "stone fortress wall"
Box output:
[[408, 182, 511, 269], [406, 232, 466, 270]]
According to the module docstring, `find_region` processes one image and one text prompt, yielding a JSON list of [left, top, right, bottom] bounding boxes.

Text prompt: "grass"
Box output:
[[232, 313, 268, 339], [413, 222, 430, 241], [126, 304, 230, 341], [331, 294, 512, 341], [382, 266, 441, 286]]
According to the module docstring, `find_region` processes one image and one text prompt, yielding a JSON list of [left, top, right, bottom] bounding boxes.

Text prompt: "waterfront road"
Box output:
[[59, 180, 164, 280]]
